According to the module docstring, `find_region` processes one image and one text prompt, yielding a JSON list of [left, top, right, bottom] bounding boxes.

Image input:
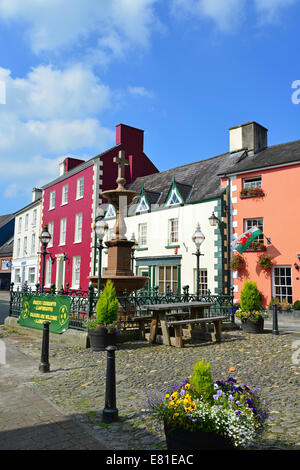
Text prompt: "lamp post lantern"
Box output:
[[94, 208, 107, 293], [208, 212, 219, 227], [39, 224, 51, 291], [192, 223, 205, 300]]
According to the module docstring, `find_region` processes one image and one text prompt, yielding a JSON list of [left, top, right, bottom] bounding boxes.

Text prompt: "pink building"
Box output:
[[220, 122, 300, 308], [40, 124, 158, 291]]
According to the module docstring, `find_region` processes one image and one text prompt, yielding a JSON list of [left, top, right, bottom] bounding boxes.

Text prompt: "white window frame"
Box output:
[[105, 204, 116, 219], [272, 266, 293, 304], [49, 190, 56, 210], [136, 196, 149, 213], [76, 177, 84, 199], [32, 209, 37, 226], [62, 184, 68, 205], [23, 236, 28, 256], [16, 238, 21, 257], [244, 218, 264, 244], [74, 213, 83, 243], [15, 268, 21, 284], [243, 177, 262, 189], [45, 259, 52, 287], [193, 268, 208, 295], [25, 214, 29, 231], [48, 222, 54, 248], [138, 223, 147, 248], [72, 256, 81, 289], [158, 265, 178, 294], [168, 218, 179, 245], [18, 217, 22, 233], [59, 218, 67, 246], [28, 267, 35, 284], [31, 233, 36, 255]]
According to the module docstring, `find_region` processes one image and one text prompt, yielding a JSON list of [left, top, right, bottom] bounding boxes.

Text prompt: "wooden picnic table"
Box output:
[[140, 301, 217, 347]]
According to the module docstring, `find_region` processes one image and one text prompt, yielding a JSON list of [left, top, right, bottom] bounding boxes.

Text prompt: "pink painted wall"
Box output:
[[41, 164, 94, 290], [229, 163, 300, 306]]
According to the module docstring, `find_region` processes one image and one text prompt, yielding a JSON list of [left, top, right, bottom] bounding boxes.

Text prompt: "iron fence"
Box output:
[[9, 282, 235, 331]]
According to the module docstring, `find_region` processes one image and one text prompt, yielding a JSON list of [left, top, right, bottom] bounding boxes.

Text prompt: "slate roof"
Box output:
[[0, 237, 13, 256], [0, 213, 15, 229], [128, 151, 245, 204], [218, 139, 300, 176]]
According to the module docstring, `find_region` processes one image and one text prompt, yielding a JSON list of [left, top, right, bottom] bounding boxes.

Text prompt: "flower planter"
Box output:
[[164, 421, 235, 450], [241, 317, 264, 334], [88, 328, 117, 351]]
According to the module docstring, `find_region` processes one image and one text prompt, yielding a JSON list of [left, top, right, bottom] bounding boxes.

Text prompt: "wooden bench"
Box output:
[[161, 316, 227, 348], [130, 315, 153, 340]]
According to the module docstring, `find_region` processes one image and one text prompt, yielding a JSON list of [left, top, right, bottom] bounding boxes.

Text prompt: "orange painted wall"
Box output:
[[231, 163, 300, 307]]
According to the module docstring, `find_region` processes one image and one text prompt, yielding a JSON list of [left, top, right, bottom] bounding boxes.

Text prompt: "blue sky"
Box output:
[[0, 0, 300, 215]]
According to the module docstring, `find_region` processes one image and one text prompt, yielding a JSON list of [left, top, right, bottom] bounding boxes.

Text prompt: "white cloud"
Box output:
[[0, 64, 115, 205], [0, 0, 160, 57], [170, 0, 246, 31], [128, 86, 155, 99], [254, 0, 299, 22]]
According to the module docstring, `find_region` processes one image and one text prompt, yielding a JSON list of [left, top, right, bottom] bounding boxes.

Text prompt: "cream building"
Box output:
[[11, 189, 42, 290], [101, 150, 243, 296]]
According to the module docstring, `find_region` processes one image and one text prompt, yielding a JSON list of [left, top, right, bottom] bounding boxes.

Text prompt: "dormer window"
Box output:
[[105, 204, 116, 219], [165, 178, 184, 207], [136, 196, 149, 213]]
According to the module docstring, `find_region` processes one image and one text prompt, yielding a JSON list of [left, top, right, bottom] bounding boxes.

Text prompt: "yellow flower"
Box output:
[[171, 391, 178, 400], [191, 402, 197, 410], [176, 399, 182, 405], [168, 401, 175, 408], [185, 383, 191, 390], [165, 394, 170, 400], [185, 406, 191, 413], [173, 413, 179, 419], [183, 398, 190, 406]]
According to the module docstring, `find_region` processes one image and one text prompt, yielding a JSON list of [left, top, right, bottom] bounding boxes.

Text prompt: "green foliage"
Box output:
[[189, 360, 214, 403], [96, 280, 119, 325], [240, 280, 261, 312], [293, 300, 300, 310]]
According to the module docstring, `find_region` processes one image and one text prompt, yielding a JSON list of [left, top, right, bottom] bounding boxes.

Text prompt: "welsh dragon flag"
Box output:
[[231, 226, 263, 254]]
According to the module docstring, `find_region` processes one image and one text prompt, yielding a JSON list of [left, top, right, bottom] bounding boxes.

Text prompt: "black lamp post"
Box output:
[[39, 224, 51, 291], [130, 232, 138, 272], [192, 223, 205, 300], [94, 209, 107, 294]]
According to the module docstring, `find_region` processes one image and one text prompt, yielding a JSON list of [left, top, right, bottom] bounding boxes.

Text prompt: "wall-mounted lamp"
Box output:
[[294, 262, 299, 271], [49, 254, 56, 265], [62, 252, 69, 262], [208, 212, 219, 227]]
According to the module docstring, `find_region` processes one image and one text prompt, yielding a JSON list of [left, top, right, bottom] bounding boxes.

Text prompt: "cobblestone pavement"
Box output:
[[0, 324, 299, 451]]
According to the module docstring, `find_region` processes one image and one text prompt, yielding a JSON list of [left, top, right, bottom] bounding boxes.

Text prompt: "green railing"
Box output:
[[9, 283, 235, 331]]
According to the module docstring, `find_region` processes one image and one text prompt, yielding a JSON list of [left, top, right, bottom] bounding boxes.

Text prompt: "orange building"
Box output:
[[219, 122, 300, 308]]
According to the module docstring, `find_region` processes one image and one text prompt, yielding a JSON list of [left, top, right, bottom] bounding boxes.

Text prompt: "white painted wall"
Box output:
[[101, 199, 219, 294], [11, 200, 42, 290]]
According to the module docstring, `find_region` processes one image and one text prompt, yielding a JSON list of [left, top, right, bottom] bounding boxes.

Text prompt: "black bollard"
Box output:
[[272, 304, 279, 335], [39, 321, 50, 372], [102, 345, 118, 423]]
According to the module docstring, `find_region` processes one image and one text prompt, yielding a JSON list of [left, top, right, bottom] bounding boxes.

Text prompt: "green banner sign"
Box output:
[[18, 295, 71, 334]]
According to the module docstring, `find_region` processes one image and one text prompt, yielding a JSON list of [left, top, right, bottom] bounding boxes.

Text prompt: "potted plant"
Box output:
[[247, 240, 267, 251], [293, 300, 300, 312], [236, 280, 268, 333], [240, 187, 265, 198], [230, 254, 245, 273], [257, 253, 273, 273], [87, 279, 120, 351], [147, 360, 269, 450]]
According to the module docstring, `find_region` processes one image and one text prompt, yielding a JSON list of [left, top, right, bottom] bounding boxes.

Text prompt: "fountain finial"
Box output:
[[113, 150, 129, 190]]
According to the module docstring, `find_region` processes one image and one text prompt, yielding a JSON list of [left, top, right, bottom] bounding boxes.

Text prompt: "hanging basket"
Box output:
[[230, 254, 245, 272]]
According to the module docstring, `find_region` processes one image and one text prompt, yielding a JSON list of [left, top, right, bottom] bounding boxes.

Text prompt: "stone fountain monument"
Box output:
[[90, 150, 148, 296]]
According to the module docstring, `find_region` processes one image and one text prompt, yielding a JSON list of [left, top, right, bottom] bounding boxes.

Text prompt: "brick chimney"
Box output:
[[229, 122, 268, 155], [115, 124, 144, 152]]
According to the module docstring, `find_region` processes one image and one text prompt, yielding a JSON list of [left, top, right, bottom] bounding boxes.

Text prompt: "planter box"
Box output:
[[88, 329, 118, 351], [241, 317, 264, 334], [164, 421, 235, 450]]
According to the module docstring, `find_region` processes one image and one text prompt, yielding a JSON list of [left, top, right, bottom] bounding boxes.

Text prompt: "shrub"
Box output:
[[96, 280, 119, 325], [190, 360, 214, 404], [293, 300, 300, 310], [240, 280, 261, 311]]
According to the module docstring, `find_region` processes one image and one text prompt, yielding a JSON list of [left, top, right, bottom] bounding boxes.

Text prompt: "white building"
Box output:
[[101, 150, 241, 296], [11, 189, 42, 290]]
